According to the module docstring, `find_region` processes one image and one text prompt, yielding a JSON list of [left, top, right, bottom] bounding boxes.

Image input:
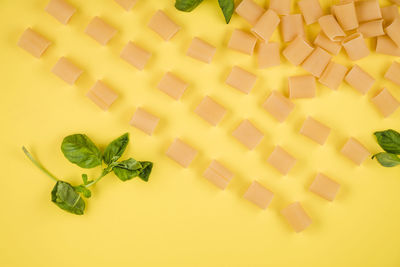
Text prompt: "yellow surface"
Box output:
[[1, 0, 400, 266]]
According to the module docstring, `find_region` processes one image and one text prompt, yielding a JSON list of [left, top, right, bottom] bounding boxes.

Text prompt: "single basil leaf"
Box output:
[[51, 181, 85, 215], [175, 0, 203, 12], [61, 134, 102, 169], [372, 152, 400, 167], [103, 133, 129, 165], [74, 185, 92, 198], [138, 161, 153, 182], [113, 158, 142, 181], [374, 129, 400, 154], [218, 0, 234, 23], [82, 174, 88, 185]]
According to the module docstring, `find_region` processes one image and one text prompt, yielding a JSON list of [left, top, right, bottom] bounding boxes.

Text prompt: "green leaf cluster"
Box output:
[[373, 129, 400, 167], [175, 0, 234, 24]]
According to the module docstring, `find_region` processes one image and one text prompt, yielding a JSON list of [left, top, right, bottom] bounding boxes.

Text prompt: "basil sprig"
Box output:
[[175, 0, 234, 24], [372, 129, 400, 167], [23, 133, 153, 215]]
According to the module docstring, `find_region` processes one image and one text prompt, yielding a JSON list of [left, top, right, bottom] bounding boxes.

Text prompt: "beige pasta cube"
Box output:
[[269, 0, 291, 15], [195, 96, 226, 126], [251, 9, 280, 42], [85, 17, 117, 45], [51, 57, 83, 85], [298, 0, 323, 25], [45, 0, 76, 24], [232, 120, 264, 150], [319, 61, 348, 90], [148, 10, 180, 41], [166, 138, 198, 168], [235, 0, 265, 25], [289, 75, 316, 99], [258, 42, 280, 68], [262, 91, 295, 122], [226, 66, 257, 94], [309, 173, 340, 201], [376, 35, 400, 56], [355, 0, 382, 23], [342, 33, 370, 61], [381, 5, 400, 26], [314, 32, 341, 55], [120, 41, 151, 70], [228, 29, 257, 55], [300, 116, 331, 145], [267, 146, 296, 175], [371, 88, 400, 118], [281, 202, 312, 233], [203, 160, 234, 190], [114, 0, 137, 11], [86, 81, 118, 111], [283, 36, 314, 66], [157, 72, 188, 100], [129, 107, 159, 135], [358, 20, 385, 38], [281, 14, 305, 43], [332, 2, 359, 31], [384, 61, 400, 86], [302, 47, 332, 78], [187, 37, 216, 64], [243, 181, 274, 209], [318, 15, 346, 42], [345, 65, 375, 95], [385, 18, 400, 47], [17, 28, 51, 58], [341, 137, 370, 165]]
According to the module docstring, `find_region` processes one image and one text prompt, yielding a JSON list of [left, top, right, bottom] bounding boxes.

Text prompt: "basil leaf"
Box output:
[[113, 158, 142, 181], [374, 129, 400, 154], [82, 174, 88, 185], [103, 133, 129, 165], [61, 134, 102, 169], [372, 152, 400, 167], [74, 185, 92, 198], [175, 0, 203, 12], [51, 181, 85, 215], [138, 161, 153, 182], [218, 0, 234, 23]]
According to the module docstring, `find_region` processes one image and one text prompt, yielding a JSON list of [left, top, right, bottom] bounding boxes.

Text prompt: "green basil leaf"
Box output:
[[218, 0, 234, 23], [138, 161, 153, 182], [175, 0, 204, 12], [374, 129, 400, 154], [103, 133, 129, 165], [51, 181, 85, 215], [61, 134, 102, 169], [113, 158, 142, 181], [372, 152, 400, 167], [74, 185, 92, 198]]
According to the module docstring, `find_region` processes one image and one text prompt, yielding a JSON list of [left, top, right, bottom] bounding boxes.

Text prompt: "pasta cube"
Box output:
[[195, 96, 226, 126], [85, 17, 117, 45], [314, 32, 341, 55], [226, 66, 257, 94], [309, 173, 340, 201], [120, 41, 151, 70], [228, 29, 257, 55], [342, 33, 370, 61], [45, 0, 76, 25], [258, 42, 280, 68], [267, 146, 296, 175], [376, 36, 400, 56], [262, 91, 295, 122], [269, 0, 291, 15], [283, 36, 314, 66], [288, 75, 316, 99], [244, 181, 274, 209], [157, 72, 188, 100], [345, 65, 375, 95], [281, 202, 312, 233], [355, 0, 382, 23], [371, 88, 400, 117], [86, 81, 118, 111], [358, 20, 384, 38], [319, 61, 348, 90], [130, 107, 159, 135], [381, 5, 400, 26], [166, 139, 198, 168], [384, 61, 400, 86], [332, 2, 358, 31], [187, 37, 216, 63], [51, 57, 83, 85], [298, 0, 323, 25], [235, 0, 265, 25], [302, 47, 332, 78], [17, 28, 51, 58], [114, 0, 137, 11], [251, 9, 280, 42], [232, 120, 264, 150], [203, 160, 234, 190], [341, 137, 370, 165], [300, 116, 331, 145], [281, 14, 305, 43], [148, 10, 180, 41], [318, 15, 346, 42], [385, 18, 400, 47]]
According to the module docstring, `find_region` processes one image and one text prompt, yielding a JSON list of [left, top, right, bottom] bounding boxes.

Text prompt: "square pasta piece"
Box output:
[[341, 33, 370, 61], [281, 202, 312, 233], [288, 75, 316, 99], [251, 9, 280, 42], [114, 0, 138, 11], [309, 173, 340, 201], [262, 91, 295, 122], [51, 57, 83, 85], [283, 36, 314, 66], [258, 42, 280, 68], [235, 0, 265, 25], [148, 10, 180, 41], [129, 107, 160, 135], [120, 42, 151, 70], [300, 116, 331, 145], [228, 29, 257, 55], [86, 81, 118, 111], [341, 137, 370, 165], [226, 66, 257, 94], [203, 160, 234, 190], [371, 88, 400, 117], [194, 96, 226, 126], [157, 72, 188, 100], [384, 61, 400, 86], [298, 0, 324, 25], [85, 17, 117, 45], [45, 0, 76, 24], [280, 14, 305, 43], [319, 61, 348, 90], [344, 65, 375, 95], [166, 138, 198, 168], [17, 28, 51, 58], [302, 47, 332, 78], [232, 120, 263, 150], [376, 36, 400, 57], [186, 37, 216, 63], [267, 146, 296, 175], [313, 32, 342, 55], [244, 181, 274, 209]]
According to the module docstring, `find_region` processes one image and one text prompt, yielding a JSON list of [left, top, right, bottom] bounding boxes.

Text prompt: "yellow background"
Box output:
[[1, 0, 400, 266]]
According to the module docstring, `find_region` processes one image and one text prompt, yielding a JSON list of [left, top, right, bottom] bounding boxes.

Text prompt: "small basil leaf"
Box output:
[[61, 134, 102, 169], [103, 133, 129, 165], [218, 0, 234, 23], [374, 129, 400, 154], [51, 181, 85, 215], [113, 158, 142, 181], [138, 161, 153, 182], [82, 174, 88, 185], [74, 185, 92, 198], [175, 0, 204, 12], [372, 152, 400, 167]]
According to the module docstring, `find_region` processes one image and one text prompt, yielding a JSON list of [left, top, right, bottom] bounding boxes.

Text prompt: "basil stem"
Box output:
[[22, 146, 59, 182]]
